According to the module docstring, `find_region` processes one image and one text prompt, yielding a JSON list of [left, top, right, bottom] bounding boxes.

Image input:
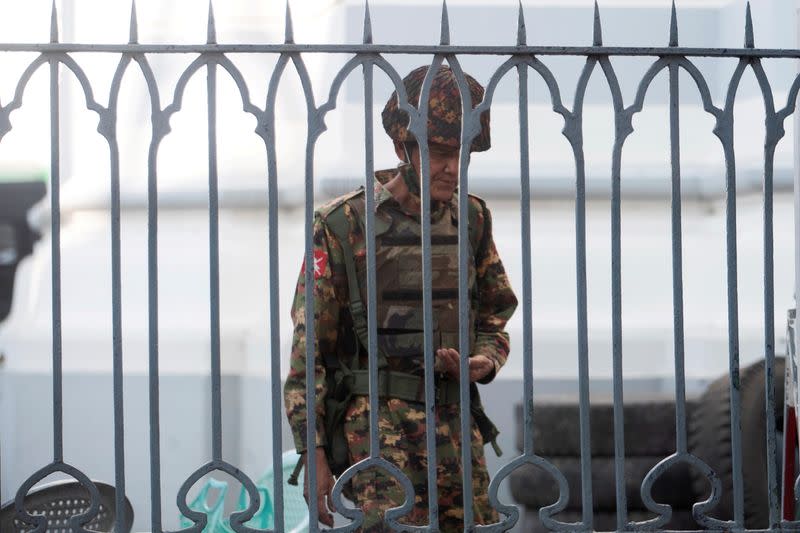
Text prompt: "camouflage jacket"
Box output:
[[283, 165, 518, 452]]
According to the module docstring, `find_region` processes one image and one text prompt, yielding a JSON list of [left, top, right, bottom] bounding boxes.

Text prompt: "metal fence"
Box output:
[[1, 0, 800, 532]]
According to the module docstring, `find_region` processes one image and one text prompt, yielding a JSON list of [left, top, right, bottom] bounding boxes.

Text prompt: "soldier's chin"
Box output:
[[431, 192, 453, 202], [431, 185, 456, 201]]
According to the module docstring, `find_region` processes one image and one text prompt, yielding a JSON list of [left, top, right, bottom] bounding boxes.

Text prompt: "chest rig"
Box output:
[[326, 190, 483, 397], [358, 199, 478, 369]]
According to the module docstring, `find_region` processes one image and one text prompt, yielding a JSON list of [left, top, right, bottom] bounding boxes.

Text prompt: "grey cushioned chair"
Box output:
[[0, 480, 133, 532]]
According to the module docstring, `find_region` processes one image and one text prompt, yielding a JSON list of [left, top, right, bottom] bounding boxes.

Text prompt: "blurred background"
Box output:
[[0, 1, 797, 531]]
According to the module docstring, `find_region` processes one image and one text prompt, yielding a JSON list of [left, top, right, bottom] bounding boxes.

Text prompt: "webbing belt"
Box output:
[[351, 369, 462, 405]]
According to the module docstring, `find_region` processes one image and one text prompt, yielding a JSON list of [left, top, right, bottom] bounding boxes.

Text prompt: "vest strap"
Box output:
[[326, 202, 389, 368], [351, 369, 461, 405]]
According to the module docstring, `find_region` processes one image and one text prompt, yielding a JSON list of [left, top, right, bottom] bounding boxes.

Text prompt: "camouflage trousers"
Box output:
[[343, 395, 498, 532]]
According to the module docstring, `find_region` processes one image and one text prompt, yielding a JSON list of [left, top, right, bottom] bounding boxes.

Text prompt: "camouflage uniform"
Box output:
[[283, 164, 518, 532]]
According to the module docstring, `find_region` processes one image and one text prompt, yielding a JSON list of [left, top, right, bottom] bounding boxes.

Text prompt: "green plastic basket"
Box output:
[[179, 452, 307, 533], [179, 477, 233, 533], [180, 477, 273, 533]]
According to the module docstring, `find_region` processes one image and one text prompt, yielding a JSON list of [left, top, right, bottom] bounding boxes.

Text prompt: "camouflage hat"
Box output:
[[382, 65, 491, 152]]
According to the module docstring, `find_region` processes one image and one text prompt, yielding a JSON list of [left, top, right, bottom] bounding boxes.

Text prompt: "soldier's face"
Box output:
[[398, 142, 464, 202]]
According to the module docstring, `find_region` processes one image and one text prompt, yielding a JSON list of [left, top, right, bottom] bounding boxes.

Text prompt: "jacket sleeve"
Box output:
[[283, 213, 345, 453], [472, 203, 518, 384]]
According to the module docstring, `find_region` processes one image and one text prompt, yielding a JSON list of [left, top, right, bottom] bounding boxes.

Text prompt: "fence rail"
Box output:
[[1, 1, 799, 532]]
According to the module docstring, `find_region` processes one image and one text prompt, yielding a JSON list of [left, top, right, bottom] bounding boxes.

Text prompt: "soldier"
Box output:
[[284, 64, 518, 532]]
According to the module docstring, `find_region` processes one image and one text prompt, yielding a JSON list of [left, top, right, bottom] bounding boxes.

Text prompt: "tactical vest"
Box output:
[[349, 197, 479, 370]]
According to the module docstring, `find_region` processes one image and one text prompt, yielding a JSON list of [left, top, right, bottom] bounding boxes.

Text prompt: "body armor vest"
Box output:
[[346, 196, 478, 375]]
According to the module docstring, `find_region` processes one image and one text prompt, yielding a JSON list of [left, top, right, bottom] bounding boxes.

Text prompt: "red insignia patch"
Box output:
[[302, 250, 329, 280], [313, 250, 328, 279]]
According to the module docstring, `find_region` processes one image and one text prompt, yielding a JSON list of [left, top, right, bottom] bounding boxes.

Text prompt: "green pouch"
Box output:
[[323, 367, 354, 477]]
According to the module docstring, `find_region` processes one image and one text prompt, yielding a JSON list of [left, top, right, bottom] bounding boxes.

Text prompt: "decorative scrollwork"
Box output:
[[327, 458, 417, 533], [634, 453, 724, 531], [478, 455, 571, 533], [14, 462, 103, 533], [171, 461, 261, 533]]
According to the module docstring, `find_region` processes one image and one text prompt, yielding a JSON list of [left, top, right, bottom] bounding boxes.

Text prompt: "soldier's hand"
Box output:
[[436, 348, 461, 379], [436, 349, 495, 382], [468, 354, 495, 382], [303, 447, 335, 527]]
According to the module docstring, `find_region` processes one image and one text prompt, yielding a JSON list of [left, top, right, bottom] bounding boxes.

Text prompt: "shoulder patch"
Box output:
[[316, 187, 365, 220]]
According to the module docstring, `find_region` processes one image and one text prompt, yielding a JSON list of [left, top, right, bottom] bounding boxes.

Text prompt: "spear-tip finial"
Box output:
[[440, 0, 450, 45], [363, 0, 373, 44], [129, 0, 139, 44], [285, 0, 294, 44], [50, 0, 59, 43], [206, 0, 216, 44], [744, 2, 754, 48], [669, 0, 678, 47], [517, 0, 527, 46], [592, 0, 602, 46]]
